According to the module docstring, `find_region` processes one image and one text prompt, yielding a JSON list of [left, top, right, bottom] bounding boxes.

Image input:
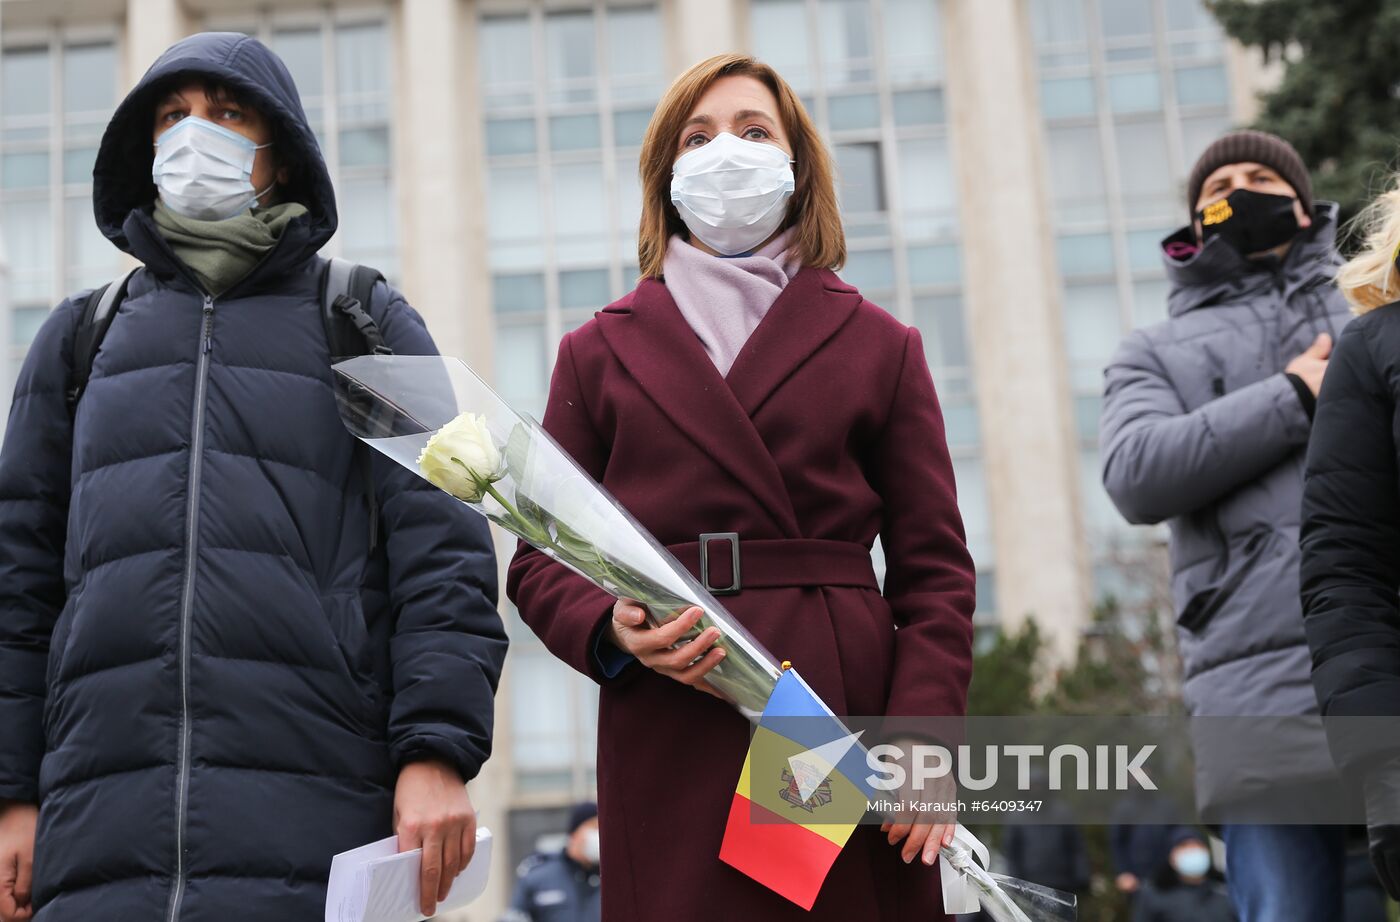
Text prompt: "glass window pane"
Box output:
[[552, 161, 607, 262], [1101, 0, 1153, 38], [1046, 125, 1107, 223], [497, 322, 549, 418], [828, 93, 879, 131], [1040, 77, 1095, 119], [750, 0, 812, 92], [1108, 71, 1161, 113], [336, 22, 390, 118], [819, 0, 875, 86], [616, 151, 642, 235], [11, 307, 49, 348], [272, 29, 324, 99], [63, 146, 96, 184], [952, 457, 992, 565], [613, 107, 653, 148], [1115, 120, 1173, 217], [1181, 114, 1233, 168], [1063, 283, 1123, 389], [487, 117, 537, 156], [607, 6, 662, 98], [4, 198, 52, 302], [841, 248, 894, 293], [3, 152, 48, 188], [1126, 228, 1170, 272], [898, 137, 955, 235], [1165, 0, 1218, 33], [1057, 233, 1115, 277], [488, 165, 543, 242], [493, 273, 546, 313], [480, 16, 534, 108], [62, 43, 115, 114], [510, 652, 573, 767], [560, 268, 611, 309], [550, 113, 601, 151], [546, 11, 597, 105], [882, 0, 944, 84], [893, 88, 944, 126], [1175, 64, 1229, 107], [65, 195, 118, 291], [835, 142, 884, 214], [913, 294, 968, 375], [1133, 277, 1171, 328], [908, 244, 961, 287], [3, 48, 51, 119], [339, 126, 390, 167], [1030, 0, 1087, 48], [338, 177, 395, 257]]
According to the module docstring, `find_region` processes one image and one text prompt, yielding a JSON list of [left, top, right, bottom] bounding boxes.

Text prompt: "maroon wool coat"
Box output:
[[506, 267, 976, 921]]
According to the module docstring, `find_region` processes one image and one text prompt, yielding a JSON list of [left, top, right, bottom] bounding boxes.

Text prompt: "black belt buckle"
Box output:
[[698, 532, 741, 595]]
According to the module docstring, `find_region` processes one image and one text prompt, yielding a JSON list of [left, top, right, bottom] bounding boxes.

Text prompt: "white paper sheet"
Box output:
[[326, 827, 493, 922]]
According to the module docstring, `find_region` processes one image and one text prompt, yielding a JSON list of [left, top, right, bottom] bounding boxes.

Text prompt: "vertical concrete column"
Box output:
[[125, 0, 190, 87], [397, 0, 493, 376], [671, 0, 741, 69], [944, 0, 1089, 657], [398, 5, 508, 919]]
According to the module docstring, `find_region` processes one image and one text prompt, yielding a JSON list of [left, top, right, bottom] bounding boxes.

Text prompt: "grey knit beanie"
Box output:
[[1187, 129, 1313, 216]]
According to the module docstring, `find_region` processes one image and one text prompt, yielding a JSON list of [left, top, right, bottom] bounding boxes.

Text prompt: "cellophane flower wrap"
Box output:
[[333, 354, 781, 716], [332, 354, 1077, 920]]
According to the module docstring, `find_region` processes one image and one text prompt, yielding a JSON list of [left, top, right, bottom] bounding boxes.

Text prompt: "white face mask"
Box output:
[[579, 828, 601, 866], [670, 131, 795, 256], [152, 115, 273, 221]]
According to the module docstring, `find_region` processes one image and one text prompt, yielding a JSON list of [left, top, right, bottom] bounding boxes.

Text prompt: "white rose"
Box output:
[[417, 412, 502, 503]]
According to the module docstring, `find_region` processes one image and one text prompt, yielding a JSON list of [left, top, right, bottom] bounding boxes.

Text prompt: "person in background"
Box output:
[[0, 33, 506, 922], [1132, 828, 1235, 922], [999, 822, 1090, 905], [1111, 794, 1179, 906], [500, 803, 601, 922], [1100, 129, 1352, 922]]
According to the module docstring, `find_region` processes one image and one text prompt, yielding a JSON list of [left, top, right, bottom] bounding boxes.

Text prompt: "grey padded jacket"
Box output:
[[1100, 204, 1351, 811]]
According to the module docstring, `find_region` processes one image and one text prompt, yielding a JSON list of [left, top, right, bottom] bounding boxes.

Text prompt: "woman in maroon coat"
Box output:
[[507, 53, 976, 921]]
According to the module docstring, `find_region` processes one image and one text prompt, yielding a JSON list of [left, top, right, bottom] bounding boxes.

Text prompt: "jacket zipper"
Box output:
[[167, 295, 214, 922]]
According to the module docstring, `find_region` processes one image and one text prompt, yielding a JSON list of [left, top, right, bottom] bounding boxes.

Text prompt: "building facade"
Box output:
[[0, 0, 1272, 916]]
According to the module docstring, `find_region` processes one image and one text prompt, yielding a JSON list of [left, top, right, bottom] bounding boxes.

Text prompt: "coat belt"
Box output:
[[665, 537, 878, 595]]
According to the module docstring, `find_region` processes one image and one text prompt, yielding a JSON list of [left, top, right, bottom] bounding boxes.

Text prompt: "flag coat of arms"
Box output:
[[720, 670, 876, 909]]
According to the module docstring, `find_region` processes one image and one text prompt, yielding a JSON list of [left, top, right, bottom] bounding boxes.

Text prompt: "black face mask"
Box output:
[[1197, 188, 1302, 257]]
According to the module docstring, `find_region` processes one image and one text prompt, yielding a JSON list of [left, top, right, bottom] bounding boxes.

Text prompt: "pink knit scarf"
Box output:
[[661, 230, 803, 377]]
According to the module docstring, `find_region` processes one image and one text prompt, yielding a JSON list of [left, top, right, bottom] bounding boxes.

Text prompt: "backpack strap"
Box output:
[[67, 266, 139, 414], [321, 257, 391, 552]]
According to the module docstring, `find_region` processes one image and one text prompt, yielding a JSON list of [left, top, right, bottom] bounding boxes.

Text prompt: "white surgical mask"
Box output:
[[1171, 845, 1211, 879], [670, 131, 795, 256], [579, 828, 601, 866], [152, 116, 273, 221]]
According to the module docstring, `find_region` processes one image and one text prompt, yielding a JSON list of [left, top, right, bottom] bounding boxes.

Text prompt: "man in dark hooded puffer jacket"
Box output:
[[0, 33, 507, 922]]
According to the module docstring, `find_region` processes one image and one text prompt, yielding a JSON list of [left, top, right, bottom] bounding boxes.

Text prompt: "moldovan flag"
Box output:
[[719, 669, 876, 909]]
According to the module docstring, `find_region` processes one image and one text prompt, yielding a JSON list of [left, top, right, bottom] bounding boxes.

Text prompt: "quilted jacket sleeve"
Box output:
[[1100, 328, 1313, 525], [1300, 313, 1400, 776], [0, 298, 82, 802], [369, 284, 508, 782]]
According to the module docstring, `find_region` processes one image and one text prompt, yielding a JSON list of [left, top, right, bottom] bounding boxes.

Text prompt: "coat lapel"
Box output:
[[595, 278, 802, 537], [724, 268, 863, 418]]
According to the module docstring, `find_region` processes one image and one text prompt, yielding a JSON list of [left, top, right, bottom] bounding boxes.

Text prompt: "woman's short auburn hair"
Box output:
[[637, 54, 845, 279]]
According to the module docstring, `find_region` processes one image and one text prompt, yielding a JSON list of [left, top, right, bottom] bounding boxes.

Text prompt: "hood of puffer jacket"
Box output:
[[1159, 201, 1343, 319], [92, 31, 336, 282]]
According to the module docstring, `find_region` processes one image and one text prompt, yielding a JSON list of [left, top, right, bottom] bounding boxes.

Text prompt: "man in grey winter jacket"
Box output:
[[1100, 130, 1352, 922]]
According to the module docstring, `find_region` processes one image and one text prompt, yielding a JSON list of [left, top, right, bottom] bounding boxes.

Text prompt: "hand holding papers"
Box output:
[[326, 828, 493, 922]]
